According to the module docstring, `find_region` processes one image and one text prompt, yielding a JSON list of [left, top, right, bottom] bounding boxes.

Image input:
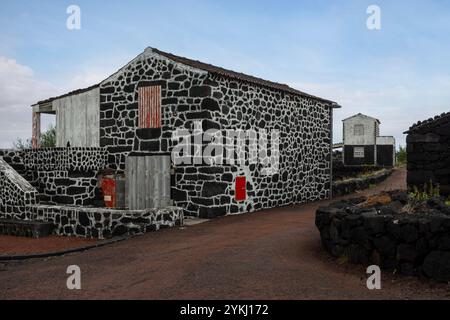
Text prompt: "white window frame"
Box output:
[[354, 124, 364, 136], [354, 147, 365, 158]]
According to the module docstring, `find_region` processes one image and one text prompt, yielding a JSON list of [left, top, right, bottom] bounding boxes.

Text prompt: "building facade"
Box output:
[[342, 113, 395, 167], [30, 47, 339, 219]]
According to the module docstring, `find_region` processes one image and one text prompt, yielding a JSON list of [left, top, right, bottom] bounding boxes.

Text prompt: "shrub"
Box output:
[[396, 145, 407, 166], [12, 125, 56, 150]]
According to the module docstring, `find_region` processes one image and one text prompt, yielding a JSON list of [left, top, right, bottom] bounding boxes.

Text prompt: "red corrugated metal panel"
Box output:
[[138, 85, 161, 128]]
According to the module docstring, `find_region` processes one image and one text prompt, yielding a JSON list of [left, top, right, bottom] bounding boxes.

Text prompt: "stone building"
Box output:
[[1, 47, 339, 237], [342, 113, 395, 167], [405, 112, 450, 195]]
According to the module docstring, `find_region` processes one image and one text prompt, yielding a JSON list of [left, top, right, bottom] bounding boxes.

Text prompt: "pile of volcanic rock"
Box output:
[[316, 190, 450, 282]]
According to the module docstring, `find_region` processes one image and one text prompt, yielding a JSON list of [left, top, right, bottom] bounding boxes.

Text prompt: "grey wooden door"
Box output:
[[125, 155, 171, 210]]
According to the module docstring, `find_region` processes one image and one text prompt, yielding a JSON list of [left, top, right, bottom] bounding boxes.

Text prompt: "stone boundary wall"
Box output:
[[332, 169, 393, 197], [316, 196, 450, 282], [0, 158, 37, 207], [0, 204, 183, 239]]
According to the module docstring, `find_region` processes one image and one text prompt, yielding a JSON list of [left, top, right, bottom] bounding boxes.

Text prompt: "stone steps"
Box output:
[[0, 218, 54, 238]]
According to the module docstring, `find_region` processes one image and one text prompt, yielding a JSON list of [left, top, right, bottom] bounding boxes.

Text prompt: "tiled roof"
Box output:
[[152, 48, 337, 105], [404, 112, 450, 134]]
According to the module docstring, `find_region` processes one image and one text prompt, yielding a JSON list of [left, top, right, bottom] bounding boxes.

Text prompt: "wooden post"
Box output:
[[32, 111, 41, 149]]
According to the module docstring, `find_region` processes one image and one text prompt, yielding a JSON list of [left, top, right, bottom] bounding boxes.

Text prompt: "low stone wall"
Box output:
[[0, 204, 183, 239], [0, 219, 54, 238], [332, 169, 393, 197], [1, 148, 107, 207], [332, 161, 385, 181], [316, 193, 450, 282]]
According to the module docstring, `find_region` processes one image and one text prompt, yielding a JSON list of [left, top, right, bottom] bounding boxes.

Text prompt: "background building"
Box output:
[[342, 113, 395, 167]]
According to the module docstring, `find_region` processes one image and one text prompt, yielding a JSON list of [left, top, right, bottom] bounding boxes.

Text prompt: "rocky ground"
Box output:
[[1, 167, 450, 299]]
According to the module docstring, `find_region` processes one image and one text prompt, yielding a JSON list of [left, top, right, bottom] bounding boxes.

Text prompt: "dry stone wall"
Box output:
[[406, 113, 450, 195], [316, 192, 450, 282]]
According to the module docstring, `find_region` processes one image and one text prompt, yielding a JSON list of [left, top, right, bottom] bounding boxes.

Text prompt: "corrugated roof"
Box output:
[[33, 84, 100, 106], [33, 47, 338, 107], [404, 111, 450, 134]]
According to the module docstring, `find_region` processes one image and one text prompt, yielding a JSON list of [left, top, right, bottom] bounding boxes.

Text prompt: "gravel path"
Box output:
[[1, 167, 450, 300]]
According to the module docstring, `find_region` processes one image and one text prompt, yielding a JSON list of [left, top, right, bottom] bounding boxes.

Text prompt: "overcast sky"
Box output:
[[1, 0, 450, 148]]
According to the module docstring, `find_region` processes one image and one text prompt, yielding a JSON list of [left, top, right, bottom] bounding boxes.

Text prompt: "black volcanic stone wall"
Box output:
[[0, 204, 183, 239], [99, 51, 332, 217], [316, 194, 450, 282], [407, 118, 450, 195], [332, 169, 393, 196], [0, 149, 26, 171], [23, 148, 108, 172], [0, 157, 37, 207], [31, 170, 100, 206], [1, 148, 107, 206], [332, 161, 383, 180]]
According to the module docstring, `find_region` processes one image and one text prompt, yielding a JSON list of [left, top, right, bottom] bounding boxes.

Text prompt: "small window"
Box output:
[[354, 147, 365, 158], [354, 124, 364, 136], [138, 85, 161, 128]]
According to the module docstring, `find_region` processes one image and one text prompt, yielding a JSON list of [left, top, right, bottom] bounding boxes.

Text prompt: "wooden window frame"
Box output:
[[138, 85, 161, 129]]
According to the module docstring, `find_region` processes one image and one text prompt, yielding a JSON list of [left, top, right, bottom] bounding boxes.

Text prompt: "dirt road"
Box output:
[[1, 168, 450, 299]]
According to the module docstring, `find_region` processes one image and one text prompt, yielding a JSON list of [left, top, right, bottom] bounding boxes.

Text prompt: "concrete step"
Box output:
[[0, 219, 54, 238]]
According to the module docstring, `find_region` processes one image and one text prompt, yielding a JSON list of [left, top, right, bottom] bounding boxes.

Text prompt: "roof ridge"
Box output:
[[33, 46, 338, 107], [150, 47, 337, 105]]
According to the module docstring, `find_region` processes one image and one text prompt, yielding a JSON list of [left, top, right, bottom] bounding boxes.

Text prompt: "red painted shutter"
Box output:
[[235, 176, 247, 201], [138, 85, 161, 128]]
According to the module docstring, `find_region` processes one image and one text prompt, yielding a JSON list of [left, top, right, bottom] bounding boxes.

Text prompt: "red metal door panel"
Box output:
[[235, 176, 246, 201], [101, 178, 116, 208]]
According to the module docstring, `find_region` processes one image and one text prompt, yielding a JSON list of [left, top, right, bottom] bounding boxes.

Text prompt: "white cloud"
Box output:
[[291, 80, 450, 148], [0, 56, 57, 148], [0, 56, 125, 149]]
